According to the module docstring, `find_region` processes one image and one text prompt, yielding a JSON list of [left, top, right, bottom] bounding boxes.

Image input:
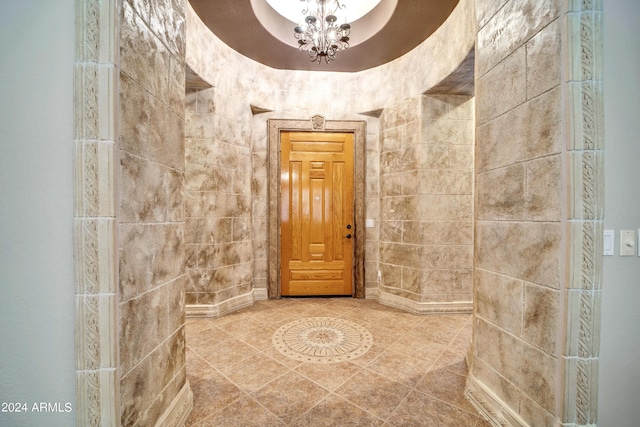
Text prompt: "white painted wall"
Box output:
[[599, 1, 640, 426], [0, 1, 76, 426]]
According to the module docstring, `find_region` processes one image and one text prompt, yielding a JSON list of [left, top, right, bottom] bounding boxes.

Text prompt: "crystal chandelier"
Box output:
[[294, 0, 351, 64]]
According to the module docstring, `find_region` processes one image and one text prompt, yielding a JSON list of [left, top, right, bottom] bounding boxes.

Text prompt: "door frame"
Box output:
[[267, 117, 366, 299]]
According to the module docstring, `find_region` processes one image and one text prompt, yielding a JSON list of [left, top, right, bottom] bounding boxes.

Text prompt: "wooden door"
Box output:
[[280, 131, 355, 296]]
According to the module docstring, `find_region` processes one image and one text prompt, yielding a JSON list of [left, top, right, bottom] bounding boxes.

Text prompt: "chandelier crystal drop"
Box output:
[[294, 0, 351, 64]]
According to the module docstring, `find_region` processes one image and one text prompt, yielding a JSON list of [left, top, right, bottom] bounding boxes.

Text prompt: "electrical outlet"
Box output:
[[377, 270, 382, 281]]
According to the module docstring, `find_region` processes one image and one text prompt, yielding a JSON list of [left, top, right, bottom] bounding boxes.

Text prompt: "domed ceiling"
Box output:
[[188, 0, 460, 72]]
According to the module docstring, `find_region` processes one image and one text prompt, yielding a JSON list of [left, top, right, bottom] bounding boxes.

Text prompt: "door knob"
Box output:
[[346, 234, 352, 239]]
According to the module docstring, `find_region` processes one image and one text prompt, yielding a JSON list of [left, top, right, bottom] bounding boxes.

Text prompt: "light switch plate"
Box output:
[[620, 230, 636, 256], [365, 219, 375, 228], [603, 230, 614, 256]]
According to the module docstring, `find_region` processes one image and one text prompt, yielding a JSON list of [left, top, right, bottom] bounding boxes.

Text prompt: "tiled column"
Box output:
[[562, 1, 604, 426], [467, 1, 605, 426], [74, 0, 119, 425], [117, 0, 192, 425], [468, 0, 565, 425]]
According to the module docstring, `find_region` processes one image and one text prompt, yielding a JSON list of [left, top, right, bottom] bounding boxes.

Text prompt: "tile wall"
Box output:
[[118, 0, 188, 425], [469, 0, 564, 424], [184, 0, 476, 309], [184, 85, 254, 306], [379, 95, 474, 307]]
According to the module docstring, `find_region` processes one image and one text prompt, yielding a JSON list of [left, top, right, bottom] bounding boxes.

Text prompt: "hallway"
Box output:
[[185, 298, 490, 426]]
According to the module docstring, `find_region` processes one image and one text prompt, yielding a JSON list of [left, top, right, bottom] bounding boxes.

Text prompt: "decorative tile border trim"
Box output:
[[76, 368, 119, 426], [562, 1, 604, 426], [74, 0, 120, 425], [154, 381, 193, 427], [377, 290, 473, 315]]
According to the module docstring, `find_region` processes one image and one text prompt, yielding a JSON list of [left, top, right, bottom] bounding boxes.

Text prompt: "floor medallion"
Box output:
[[272, 317, 373, 363]]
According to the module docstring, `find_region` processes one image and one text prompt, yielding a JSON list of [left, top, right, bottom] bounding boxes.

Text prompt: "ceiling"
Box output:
[[188, 0, 460, 72]]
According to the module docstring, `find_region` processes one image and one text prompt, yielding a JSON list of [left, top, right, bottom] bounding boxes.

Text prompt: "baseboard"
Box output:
[[154, 380, 193, 427], [377, 289, 473, 315], [186, 289, 266, 318], [465, 374, 528, 427], [253, 287, 268, 301], [364, 287, 379, 300]]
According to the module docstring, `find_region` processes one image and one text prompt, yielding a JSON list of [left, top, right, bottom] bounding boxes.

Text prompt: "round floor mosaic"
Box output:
[[272, 317, 373, 363]]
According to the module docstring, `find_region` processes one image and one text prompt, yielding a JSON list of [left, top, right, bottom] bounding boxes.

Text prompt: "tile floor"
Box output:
[[185, 297, 490, 426]]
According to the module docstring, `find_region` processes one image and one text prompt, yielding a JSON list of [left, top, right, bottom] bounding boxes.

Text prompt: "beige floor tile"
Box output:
[[185, 299, 485, 426], [334, 369, 412, 420], [363, 323, 402, 348], [388, 334, 448, 365], [415, 367, 478, 414], [387, 390, 480, 427], [218, 352, 289, 393], [261, 345, 304, 369], [185, 351, 245, 426], [219, 317, 266, 338], [251, 370, 330, 424], [431, 348, 469, 376], [406, 320, 462, 345], [350, 343, 386, 367], [186, 323, 234, 348], [295, 361, 362, 391], [365, 349, 429, 387], [290, 393, 384, 427], [239, 326, 278, 350], [197, 336, 258, 369], [199, 396, 285, 427]]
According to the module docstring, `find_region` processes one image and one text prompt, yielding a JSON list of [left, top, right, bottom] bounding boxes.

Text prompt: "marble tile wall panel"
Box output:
[[379, 95, 474, 305], [474, 317, 556, 413], [184, 85, 254, 305], [475, 221, 561, 289], [476, 46, 527, 125], [120, 72, 185, 170], [476, 86, 562, 173], [120, 327, 186, 426], [471, 2, 568, 424], [119, 276, 185, 374], [128, 0, 185, 58], [120, 151, 184, 223], [119, 223, 184, 301], [475, 269, 523, 337], [476, 0, 559, 77], [523, 283, 559, 355], [526, 19, 561, 99], [118, 1, 187, 425]]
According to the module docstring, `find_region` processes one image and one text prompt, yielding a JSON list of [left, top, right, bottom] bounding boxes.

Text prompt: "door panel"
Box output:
[[281, 131, 354, 296]]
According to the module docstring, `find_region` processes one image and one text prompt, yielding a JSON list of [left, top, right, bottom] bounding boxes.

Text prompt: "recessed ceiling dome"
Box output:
[[188, 0, 460, 72], [253, 0, 395, 50], [265, 0, 382, 24]]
